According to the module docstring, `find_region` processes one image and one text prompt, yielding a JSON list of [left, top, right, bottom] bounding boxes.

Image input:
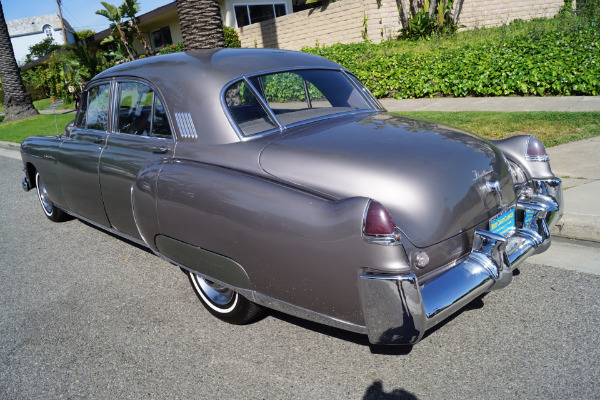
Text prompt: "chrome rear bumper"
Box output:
[[359, 177, 562, 345]]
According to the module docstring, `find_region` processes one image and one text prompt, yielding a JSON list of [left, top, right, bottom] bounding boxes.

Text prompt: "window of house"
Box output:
[[234, 4, 287, 28], [43, 24, 53, 39], [151, 26, 173, 49]]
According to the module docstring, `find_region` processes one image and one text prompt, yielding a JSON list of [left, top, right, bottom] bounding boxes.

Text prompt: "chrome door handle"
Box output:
[[152, 146, 168, 154], [92, 136, 104, 144]]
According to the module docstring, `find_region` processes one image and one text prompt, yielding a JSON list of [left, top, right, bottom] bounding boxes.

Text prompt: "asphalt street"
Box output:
[[1, 154, 599, 399]]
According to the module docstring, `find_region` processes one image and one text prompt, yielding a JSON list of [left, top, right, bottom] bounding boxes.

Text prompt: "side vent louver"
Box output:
[[174, 112, 198, 139]]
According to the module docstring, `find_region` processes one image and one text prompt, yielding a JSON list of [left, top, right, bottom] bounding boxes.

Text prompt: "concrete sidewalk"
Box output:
[[380, 96, 600, 112], [1, 95, 599, 242]]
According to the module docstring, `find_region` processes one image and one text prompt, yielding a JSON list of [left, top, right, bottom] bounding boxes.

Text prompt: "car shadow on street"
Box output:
[[268, 309, 414, 355], [363, 381, 419, 400]]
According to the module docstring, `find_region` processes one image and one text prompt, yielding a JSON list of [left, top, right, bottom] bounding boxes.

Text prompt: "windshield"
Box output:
[[224, 69, 377, 137]]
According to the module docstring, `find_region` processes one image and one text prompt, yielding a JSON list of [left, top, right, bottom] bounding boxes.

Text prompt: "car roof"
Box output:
[[93, 48, 342, 87], [89, 49, 345, 145]]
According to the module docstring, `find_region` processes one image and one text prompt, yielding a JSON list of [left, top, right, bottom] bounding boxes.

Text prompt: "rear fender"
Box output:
[[491, 135, 554, 179], [153, 159, 411, 325]]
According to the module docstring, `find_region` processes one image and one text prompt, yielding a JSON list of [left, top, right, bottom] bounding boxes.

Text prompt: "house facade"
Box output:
[[7, 14, 77, 65]]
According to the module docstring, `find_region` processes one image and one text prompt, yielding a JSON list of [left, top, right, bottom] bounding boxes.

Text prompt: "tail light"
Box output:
[[526, 136, 548, 161], [363, 200, 402, 245]]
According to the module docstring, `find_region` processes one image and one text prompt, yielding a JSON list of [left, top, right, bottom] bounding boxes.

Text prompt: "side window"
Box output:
[[116, 82, 153, 136], [116, 81, 172, 138], [225, 80, 277, 136], [86, 84, 110, 131], [152, 96, 171, 138]]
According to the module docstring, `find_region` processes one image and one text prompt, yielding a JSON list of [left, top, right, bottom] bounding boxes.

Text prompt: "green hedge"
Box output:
[[303, 25, 600, 98]]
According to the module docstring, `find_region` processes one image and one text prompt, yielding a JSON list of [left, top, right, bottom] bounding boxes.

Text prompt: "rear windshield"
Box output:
[[224, 69, 377, 137]]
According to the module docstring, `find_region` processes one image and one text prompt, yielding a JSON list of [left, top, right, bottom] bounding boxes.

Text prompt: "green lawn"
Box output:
[[392, 111, 600, 147], [1, 111, 598, 147], [0, 114, 75, 143], [0, 98, 75, 114]]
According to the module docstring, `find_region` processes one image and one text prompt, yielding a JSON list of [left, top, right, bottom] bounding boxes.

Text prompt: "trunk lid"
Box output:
[[259, 113, 515, 247]]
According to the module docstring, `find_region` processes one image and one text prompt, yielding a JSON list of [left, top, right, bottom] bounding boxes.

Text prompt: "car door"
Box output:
[[99, 80, 175, 239], [58, 81, 112, 226]]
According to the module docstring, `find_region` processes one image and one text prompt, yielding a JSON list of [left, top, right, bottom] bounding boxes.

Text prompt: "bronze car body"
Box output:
[[20, 49, 563, 345]]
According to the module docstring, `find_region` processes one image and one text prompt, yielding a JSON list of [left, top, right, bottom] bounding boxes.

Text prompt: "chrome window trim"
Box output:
[[221, 67, 379, 141], [243, 76, 283, 129], [110, 77, 175, 141], [343, 70, 385, 111], [79, 79, 113, 133]]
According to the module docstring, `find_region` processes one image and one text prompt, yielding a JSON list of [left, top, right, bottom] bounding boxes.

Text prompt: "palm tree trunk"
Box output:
[[176, 0, 225, 50], [397, 0, 410, 27], [0, 1, 38, 122], [453, 0, 465, 24], [116, 24, 136, 60], [130, 20, 153, 56]]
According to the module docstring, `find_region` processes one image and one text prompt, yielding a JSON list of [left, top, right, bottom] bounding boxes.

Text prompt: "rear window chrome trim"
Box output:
[[221, 67, 380, 141]]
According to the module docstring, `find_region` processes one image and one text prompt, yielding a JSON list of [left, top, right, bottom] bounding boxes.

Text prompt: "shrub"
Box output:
[[224, 26, 241, 48], [303, 9, 600, 98]]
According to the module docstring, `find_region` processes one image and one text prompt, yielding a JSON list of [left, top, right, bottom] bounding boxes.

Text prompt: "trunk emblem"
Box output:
[[473, 170, 505, 209]]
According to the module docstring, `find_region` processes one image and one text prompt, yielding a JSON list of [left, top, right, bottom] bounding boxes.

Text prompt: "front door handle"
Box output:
[[152, 146, 168, 154], [92, 136, 105, 144]]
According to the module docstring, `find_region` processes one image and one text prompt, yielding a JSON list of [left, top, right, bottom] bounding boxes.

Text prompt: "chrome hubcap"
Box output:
[[37, 176, 53, 214], [193, 275, 234, 306]]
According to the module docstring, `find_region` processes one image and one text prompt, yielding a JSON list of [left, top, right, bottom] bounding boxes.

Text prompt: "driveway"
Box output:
[[1, 154, 599, 399]]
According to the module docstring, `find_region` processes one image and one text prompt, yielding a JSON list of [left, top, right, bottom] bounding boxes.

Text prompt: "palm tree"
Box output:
[[96, 1, 136, 60], [0, 1, 38, 122], [120, 0, 152, 56], [175, 0, 225, 50]]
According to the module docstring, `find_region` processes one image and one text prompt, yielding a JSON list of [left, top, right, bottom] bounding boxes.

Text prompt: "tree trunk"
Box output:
[[116, 24, 136, 60], [130, 20, 153, 56], [429, 0, 437, 19], [397, 0, 410, 27], [176, 0, 225, 50], [0, 2, 38, 122], [453, 0, 465, 24]]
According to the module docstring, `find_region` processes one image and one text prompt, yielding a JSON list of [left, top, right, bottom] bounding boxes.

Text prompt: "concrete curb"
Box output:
[[0, 140, 20, 151], [551, 213, 600, 243]]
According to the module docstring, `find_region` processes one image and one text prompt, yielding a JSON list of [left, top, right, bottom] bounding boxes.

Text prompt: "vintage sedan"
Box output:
[[20, 49, 563, 345]]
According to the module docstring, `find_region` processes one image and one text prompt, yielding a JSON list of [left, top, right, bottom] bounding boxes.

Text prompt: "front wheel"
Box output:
[[188, 271, 264, 324], [35, 172, 69, 222]]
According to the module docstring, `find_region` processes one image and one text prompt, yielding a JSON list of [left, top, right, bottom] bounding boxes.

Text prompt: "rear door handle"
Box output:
[[92, 136, 105, 144], [152, 146, 169, 154]]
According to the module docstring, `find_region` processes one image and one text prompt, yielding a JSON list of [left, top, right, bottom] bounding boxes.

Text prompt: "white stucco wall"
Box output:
[[219, 0, 294, 28]]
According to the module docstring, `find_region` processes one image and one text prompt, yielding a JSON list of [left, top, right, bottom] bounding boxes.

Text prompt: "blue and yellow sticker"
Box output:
[[490, 206, 515, 236]]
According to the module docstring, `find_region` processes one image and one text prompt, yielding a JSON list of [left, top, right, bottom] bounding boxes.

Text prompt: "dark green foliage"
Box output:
[[399, 0, 460, 40], [158, 42, 185, 54], [25, 38, 63, 64], [223, 26, 241, 47], [303, 8, 600, 98]]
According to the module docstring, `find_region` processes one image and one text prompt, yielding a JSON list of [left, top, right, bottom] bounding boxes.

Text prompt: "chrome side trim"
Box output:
[[251, 292, 368, 335], [170, 252, 368, 335], [62, 208, 148, 248]]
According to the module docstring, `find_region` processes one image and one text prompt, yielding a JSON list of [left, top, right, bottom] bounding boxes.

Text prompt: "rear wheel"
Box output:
[[188, 271, 264, 324], [35, 172, 69, 222]]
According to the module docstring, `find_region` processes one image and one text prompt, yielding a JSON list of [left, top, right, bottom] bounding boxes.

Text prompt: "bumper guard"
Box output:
[[359, 178, 563, 345]]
